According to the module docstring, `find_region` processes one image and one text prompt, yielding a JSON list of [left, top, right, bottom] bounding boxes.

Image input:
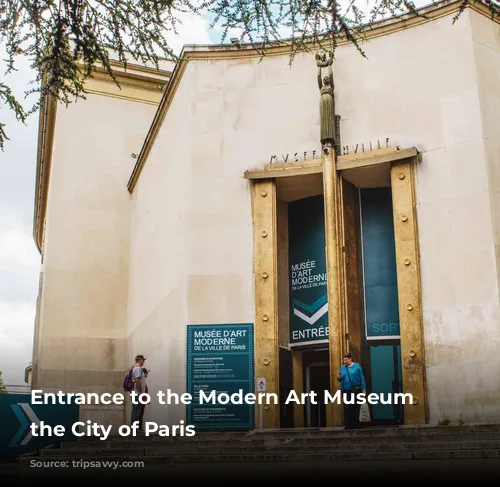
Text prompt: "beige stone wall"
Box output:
[[336, 8, 500, 422], [125, 75, 192, 426], [459, 9, 500, 421], [34, 86, 161, 427], [126, 49, 328, 425], [129, 8, 500, 426], [411, 9, 500, 423], [338, 8, 500, 423]]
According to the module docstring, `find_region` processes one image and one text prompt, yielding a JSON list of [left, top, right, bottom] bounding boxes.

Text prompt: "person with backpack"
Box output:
[[123, 354, 146, 433], [138, 367, 150, 431]]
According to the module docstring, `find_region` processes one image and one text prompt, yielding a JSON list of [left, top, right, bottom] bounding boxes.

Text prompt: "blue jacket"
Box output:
[[337, 363, 366, 391]]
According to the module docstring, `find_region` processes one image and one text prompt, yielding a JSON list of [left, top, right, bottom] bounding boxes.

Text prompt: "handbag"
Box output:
[[360, 403, 371, 422], [345, 365, 361, 394]]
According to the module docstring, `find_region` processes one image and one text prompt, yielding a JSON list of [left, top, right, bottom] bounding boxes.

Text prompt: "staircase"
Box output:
[[19, 423, 500, 464]]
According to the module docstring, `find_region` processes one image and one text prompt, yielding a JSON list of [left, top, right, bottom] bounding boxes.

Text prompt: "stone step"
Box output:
[[256, 424, 500, 436], [147, 439, 500, 454], [57, 431, 500, 450], [71, 423, 500, 444], [39, 448, 145, 457], [38, 439, 500, 457], [20, 449, 500, 464]]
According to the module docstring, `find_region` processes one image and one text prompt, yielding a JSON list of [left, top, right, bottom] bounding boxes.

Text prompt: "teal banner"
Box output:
[[288, 196, 329, 347], [369, 343, 403, 420], [186, 324, 254, 430], [360, 188, 400, 338], [0, 393, 79, 461]]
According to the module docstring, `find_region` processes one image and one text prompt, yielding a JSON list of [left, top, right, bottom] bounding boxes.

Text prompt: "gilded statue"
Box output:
[[316, 51, 336, 148]]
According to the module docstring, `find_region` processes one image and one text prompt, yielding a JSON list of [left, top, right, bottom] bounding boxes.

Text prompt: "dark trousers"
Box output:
[[139, 405, 145, 430], [343, 392, 361, 429], [130, 402, 142, 428]]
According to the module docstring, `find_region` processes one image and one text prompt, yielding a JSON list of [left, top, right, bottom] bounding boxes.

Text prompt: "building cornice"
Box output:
[[33, 90, 57, 254], [33, 62, 172, 253], [127, 57, 189, 190], [87, 66, 171, 94], [126, 0, 498, 193]]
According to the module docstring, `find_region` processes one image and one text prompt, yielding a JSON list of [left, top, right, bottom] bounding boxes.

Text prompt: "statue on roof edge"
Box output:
[[316, 51, 336, 149]]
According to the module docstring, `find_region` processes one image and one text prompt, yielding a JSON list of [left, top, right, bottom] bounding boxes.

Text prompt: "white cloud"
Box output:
[[0, 218, 40, 270], [167, 12, 213, 54], [0, 205, 39, 387], [0, 46, 40, 389], [0, 302, 36, 348], [0, 205, 40, 296], [0, 301, 36, 387]]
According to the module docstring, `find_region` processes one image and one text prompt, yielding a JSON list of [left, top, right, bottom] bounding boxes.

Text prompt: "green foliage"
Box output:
[[0, 82, 27, 146], [438, 418, 451, 426], [0, 370, 7, 393], [1, 0, 498, 150], [0, 0, 191, 150]]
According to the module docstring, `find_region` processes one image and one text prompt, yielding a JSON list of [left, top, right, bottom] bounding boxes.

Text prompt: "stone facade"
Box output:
[[32, 2, 500, 428]]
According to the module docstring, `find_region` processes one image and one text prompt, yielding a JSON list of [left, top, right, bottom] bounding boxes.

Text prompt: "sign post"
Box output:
[[256, 377, 266, 431], [186, 323, 254, 431]]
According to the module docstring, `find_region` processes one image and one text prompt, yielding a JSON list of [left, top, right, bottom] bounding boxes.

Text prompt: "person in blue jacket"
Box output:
[[337, 352, 367, 429]]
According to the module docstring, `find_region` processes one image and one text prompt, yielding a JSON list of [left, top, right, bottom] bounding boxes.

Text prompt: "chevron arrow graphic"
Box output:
[[9, 405, 29, 447], [293, 295, 327, 314], [9, 403, 41, 447], [19, 403, 41, 446], [292, 295, 328, 325]]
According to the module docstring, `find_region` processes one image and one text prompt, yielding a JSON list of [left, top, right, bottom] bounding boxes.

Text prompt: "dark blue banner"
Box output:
[[288, 196, 329, 347], [0, 393, 79, 461], [186, 324, 254, 430], [360, 188, 400, 339]]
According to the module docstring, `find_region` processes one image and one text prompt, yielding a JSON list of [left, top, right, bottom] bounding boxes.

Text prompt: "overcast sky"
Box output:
[[0, 2, 431, 388], [0, 49, 41, 388]]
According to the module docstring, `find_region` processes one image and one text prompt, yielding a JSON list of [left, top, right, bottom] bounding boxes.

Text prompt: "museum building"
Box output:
[[31, 0, 500, 430]]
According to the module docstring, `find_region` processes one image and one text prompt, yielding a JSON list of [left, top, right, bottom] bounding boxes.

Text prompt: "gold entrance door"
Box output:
[[250, 169, 329, 429], [246, 147, 427, 429]]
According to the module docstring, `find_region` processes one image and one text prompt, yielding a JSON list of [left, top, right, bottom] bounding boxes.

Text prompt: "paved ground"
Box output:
[[2, 459, 500, 481]]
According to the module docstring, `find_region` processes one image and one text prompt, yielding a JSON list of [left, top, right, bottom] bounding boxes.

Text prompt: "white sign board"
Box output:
[[257, 377, 266, 392]]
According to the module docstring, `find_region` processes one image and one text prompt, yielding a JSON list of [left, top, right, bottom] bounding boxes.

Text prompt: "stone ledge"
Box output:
[[21, 449, 500, 464]]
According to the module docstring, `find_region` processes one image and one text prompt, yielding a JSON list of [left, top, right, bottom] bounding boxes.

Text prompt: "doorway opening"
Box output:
[[303, 350, 329, 428], [274, 168, 404, 428], [279, 347, 294, 428], [275, 172, 330, 429], [249, 148, 425, 429]]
